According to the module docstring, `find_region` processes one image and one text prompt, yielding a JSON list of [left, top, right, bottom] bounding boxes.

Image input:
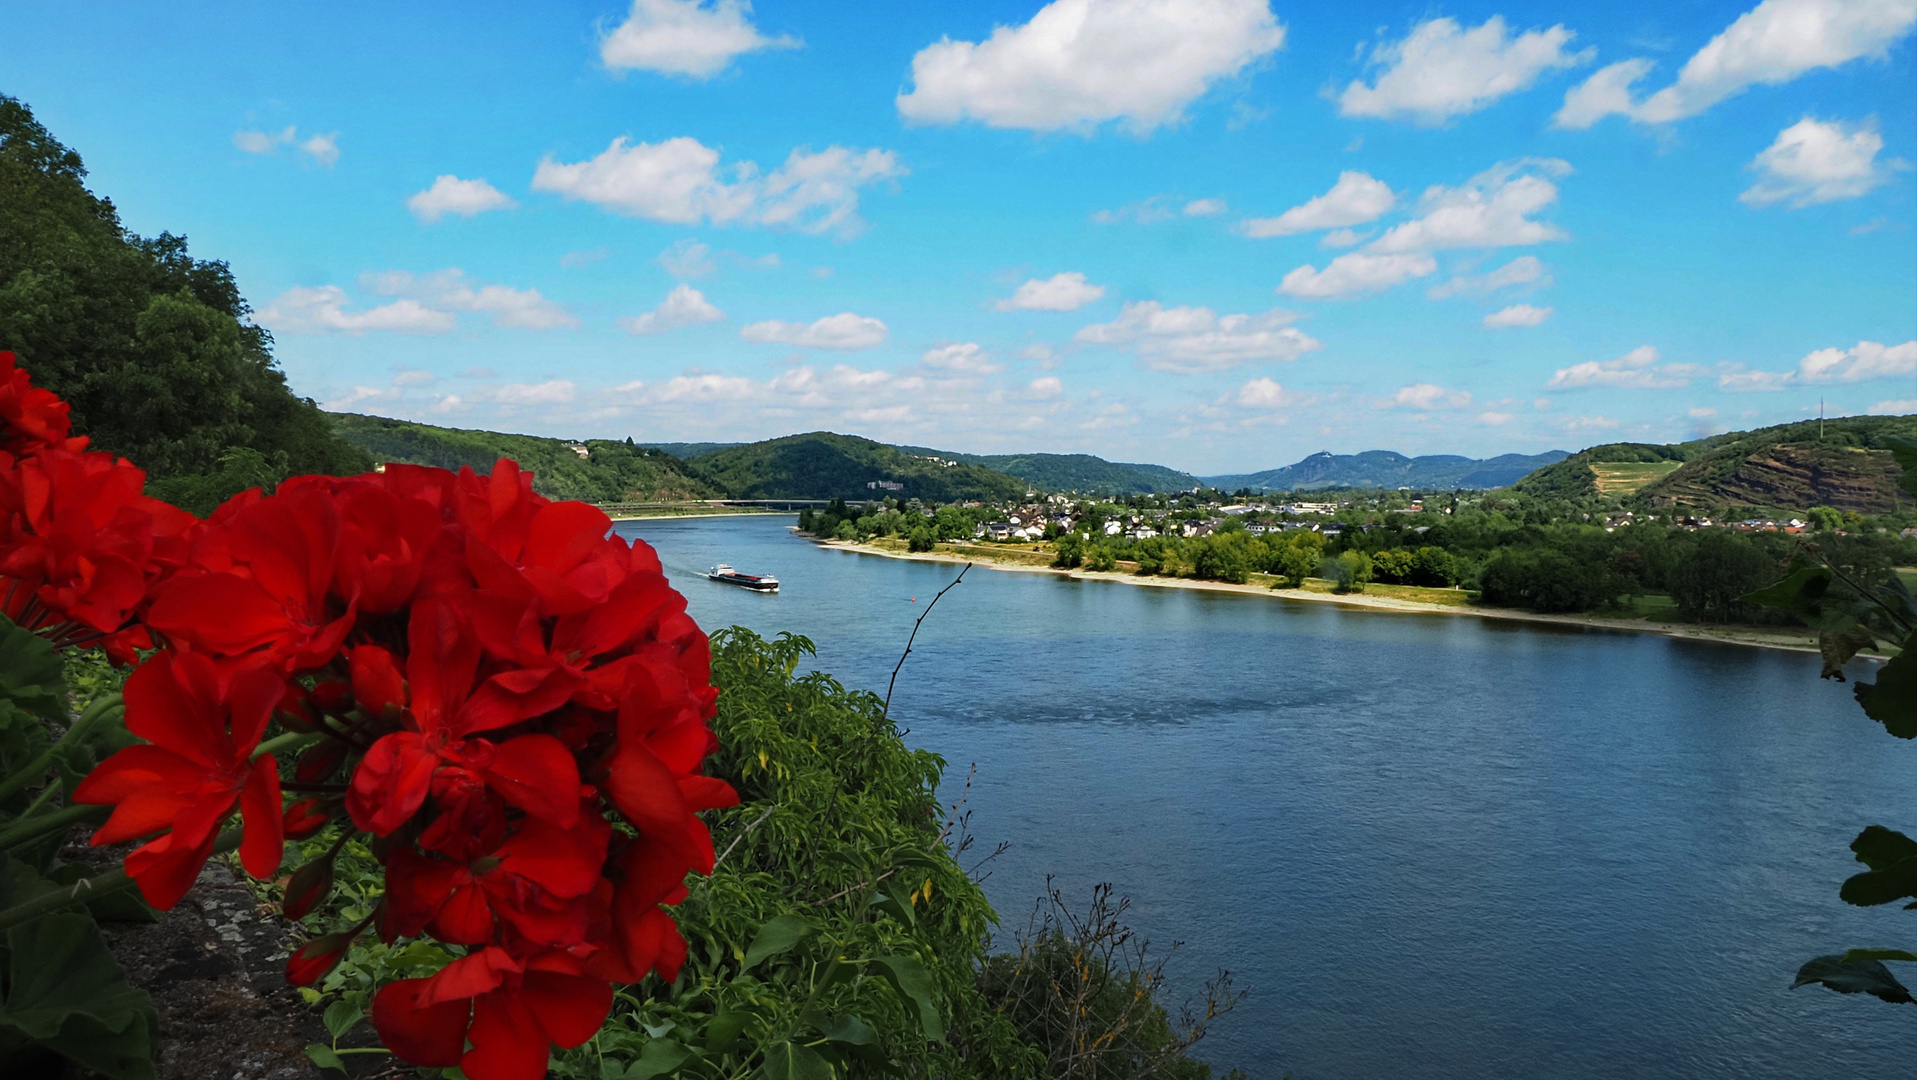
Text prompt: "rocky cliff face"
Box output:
[[1647, 445, 1908, 513]]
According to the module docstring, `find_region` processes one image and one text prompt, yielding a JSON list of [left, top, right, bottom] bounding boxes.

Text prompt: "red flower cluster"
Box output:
[[12, 380, 736, 1078], [0, 352, 194, 658]]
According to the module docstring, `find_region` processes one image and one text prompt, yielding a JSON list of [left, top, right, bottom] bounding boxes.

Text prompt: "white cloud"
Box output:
[[366, 270, 577, 330], [1277, 252, 1436, 299], [621, 284, 725, 334], [1388, 383, 1472, 409], [921, 343, 1003, 374], [1484, 303, 1553, 327], [392, 369, 438, 387], [325, 385, 401, 410], [1869, 398, 1917, 414], [233, 126, 292, 155], [407, 175, 517, 223], [299, 133, 340, 167], [740, 312, 888, 350], [1720, 339, 1917, 388], [1427, 255, 1549, 298], [232, 125, 338, 166], [1741, 117, 1898, 207], [1027, 376, 1065, 399], [1320, 228, 1369, 248], [560, 248, 610, 269], [1074, 300, 1321, 373], [490, 381, 577, 406], [1017, 343, 1057, 362], [1370, 159, 1571, 254], [599, 0, 800, 78], [1239, 171, 1395, 238], [895, 0, 1287, 134], [531, 137, 904, 237], [995, 272, 1107, 312], [1554, 0, 1917, 128], [254, 286, 455, 336], [1548, 345, 1693, 389], [1232, 377, 1297, 409], [1564, 414, 1621, 431], [1339, 16, 1591, 124], [1184, 197, 1228, 216], [1092, 196, 1176, 224], [1478, 411, 1515, 425], [659, 239, 717, 279]]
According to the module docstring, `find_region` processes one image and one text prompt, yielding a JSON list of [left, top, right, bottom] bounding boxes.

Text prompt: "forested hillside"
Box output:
[[894, 446, 1198, 493], [1205, 449, 1569, 492], [1512, 415, 1917, 512], [0, 96, 369, 509], [686, 431, 1028, 501], [329, 412, 712, 502]]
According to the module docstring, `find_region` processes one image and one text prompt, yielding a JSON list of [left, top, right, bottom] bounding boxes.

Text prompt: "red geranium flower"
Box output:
[[371, 947, 611, 1080], [0, 351, 82, 455], [72, 651, 287, 907], [344, 601, 577, 837], [385, 814, 609, 948]]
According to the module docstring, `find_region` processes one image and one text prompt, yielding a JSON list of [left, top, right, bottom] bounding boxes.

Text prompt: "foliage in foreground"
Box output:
[[1751, 435, 1917, 1007], [295, 628, 1243, 1078]]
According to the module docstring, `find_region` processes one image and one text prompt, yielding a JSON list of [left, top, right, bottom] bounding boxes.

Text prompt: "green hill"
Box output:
[[893, 446, 1196, 493], [686, 432, 1027, 501], [637, 441, 744, 459], [0, 95, 369, 496], [1204, 450, 1569, 492], [328, 413, 712, 502], [1511, 415, 1917, 513]]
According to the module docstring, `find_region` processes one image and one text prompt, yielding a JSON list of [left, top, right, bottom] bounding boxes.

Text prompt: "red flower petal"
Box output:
[[371, 978, 469, 1068], [238, 755, 284, 879], [463, 990, 549, 1080], [481, 735, 582, 828], [520, 970, 612, 1049], [346, 732, 436, 836]]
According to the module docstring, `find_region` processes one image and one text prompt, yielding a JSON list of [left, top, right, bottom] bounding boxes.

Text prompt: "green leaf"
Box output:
[[1854, 644, 1917, 738], [1793, 954, 1915, 1004], [0, 614, 67, 721], [305, 1043, 347, 1074], [867, 955, 945, 1042], [760, 1041, 835, 1080], [743, 914, 813, 971], [44, 863, 154, 924], [322, 1000, 362, 1040], [705, 1009, 750, 1054], [869, 888, 915, 928], [1843, 948, 1917, 964], [623, 1037, 691, 1079], [1820, 625, 1879, 680], [1842, 857, 1917, 906], [0, 913, 156, 1080], [807, 1011, 878, 1047], [1852, 825, 1917, 870], [1742, 567, 1842, 627]]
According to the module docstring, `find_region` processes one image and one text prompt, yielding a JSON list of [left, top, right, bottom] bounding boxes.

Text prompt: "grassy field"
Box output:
[[1590, 460, 1684, 495]]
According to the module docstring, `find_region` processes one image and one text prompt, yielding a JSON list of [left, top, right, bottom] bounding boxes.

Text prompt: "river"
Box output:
[[616, 514, 1917, 1079]]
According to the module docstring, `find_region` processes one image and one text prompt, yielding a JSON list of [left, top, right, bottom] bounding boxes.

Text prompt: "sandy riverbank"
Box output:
[[805, 534, 1843, 658], [606, 508, 790, 522]]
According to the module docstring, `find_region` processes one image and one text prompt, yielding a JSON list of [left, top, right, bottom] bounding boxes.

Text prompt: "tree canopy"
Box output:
[[0, 95, 369, 505]]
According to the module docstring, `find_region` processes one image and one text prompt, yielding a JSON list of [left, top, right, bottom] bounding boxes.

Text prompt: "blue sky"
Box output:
[[6, 0, 1914, 473]]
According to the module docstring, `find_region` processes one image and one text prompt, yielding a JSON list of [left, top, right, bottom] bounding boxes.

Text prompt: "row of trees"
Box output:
[[804, 496, 1917, 622]]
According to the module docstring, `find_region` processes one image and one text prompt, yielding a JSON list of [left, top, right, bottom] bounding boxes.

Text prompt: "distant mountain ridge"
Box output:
[[1204, 450, 1571, 493], [681, 432, 1028, 502]]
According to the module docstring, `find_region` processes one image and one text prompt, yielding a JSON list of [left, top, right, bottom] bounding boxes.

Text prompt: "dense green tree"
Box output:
[[0, 95, 369, 489]]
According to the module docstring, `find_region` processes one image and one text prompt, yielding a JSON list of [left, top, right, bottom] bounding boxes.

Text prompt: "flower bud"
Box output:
[[286, 930, 355, 986], [280, 853, 336, 920], [282, 797, 331, 840], [295, 741, 347, 785]]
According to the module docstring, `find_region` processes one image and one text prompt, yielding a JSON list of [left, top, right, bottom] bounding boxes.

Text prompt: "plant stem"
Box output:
[[0, 826, 240, 933], [0, 693, 123, 806], [0, 801, 107, 852], [254, 730, 323, 762]]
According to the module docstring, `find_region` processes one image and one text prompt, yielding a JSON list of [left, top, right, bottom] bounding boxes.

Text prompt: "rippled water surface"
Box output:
[[618, 515, 1917, 1079]]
